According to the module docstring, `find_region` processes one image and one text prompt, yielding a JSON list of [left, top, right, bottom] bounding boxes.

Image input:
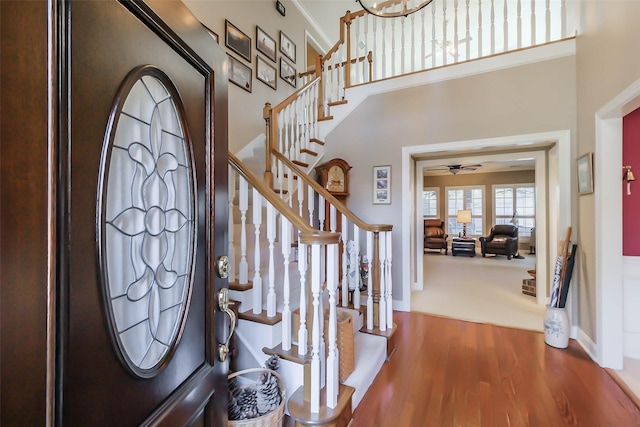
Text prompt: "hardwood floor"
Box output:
[[351, 312, 640, 426]]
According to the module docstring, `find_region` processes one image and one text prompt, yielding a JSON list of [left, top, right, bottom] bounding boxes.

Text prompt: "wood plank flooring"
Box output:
[[350, 312, 640, 427]]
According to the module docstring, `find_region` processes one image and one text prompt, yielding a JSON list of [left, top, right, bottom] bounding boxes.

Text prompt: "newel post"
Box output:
[[263, 102, 273, 188]]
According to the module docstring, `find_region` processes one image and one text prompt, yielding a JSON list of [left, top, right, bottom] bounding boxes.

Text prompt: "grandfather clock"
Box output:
[[315, 158, 352, 232]]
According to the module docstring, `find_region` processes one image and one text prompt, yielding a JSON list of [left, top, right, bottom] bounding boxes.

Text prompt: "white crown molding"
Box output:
[[290, 0, 334, 52]]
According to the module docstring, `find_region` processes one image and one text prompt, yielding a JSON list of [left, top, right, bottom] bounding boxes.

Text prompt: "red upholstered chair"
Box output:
[[424, 219, 448, 254]]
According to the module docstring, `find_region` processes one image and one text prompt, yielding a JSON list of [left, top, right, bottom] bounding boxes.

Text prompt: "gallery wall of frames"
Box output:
[[202, 18, 297, 93]]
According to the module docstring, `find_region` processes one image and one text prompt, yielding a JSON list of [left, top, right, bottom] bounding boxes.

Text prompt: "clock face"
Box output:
[[327, 165, 345, 193]]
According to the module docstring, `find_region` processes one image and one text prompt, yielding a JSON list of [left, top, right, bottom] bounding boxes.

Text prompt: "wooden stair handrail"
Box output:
[[271, 150, 392, 233], [229, 152, 340, 246]]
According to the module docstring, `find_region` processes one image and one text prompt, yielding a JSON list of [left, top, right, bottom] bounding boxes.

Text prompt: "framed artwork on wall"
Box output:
[[256, 55, 276, 90], [202, 23, 218, 44], [577, 152, 594, 194], [279, 31, 296, 62], [280, 57, 296, 88], [228, 54, 252, 92], [256, 26, 276, 63], [373, 165, 391, 204], [225, 20, 251, 62]]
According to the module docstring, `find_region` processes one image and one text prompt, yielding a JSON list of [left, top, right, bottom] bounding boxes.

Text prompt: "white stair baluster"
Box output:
[[318, 195, 325, 230], [545, 0, 551, 43], [228, 170, 236, 283], [490, 0, 495, 55], [281, 216, 292, 350], [252, 189, 263, 315], [326, 242, 339, 409], [453, 0, 459, 63], [517, 0, 522, 49], [503, 0, 509, 52], [466, 0, 471, 60], [353, 225, 361, 309], [308, 185, 315, 227], [341, 214, 349, 308], [478, 0, 483, 57], [531, 0, 536, 46], [310, 243, 322, 413], [298, 242, 308, 355], [239, 176, 249, 285], [266, 203, 277, 317]]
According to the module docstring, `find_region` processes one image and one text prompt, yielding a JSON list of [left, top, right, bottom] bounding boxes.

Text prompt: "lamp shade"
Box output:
[[356, 0, 435, 18], [457, 209, 472, 224]]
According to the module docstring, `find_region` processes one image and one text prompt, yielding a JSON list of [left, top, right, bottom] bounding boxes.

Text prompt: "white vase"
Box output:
[[544, 305, 570, 348]]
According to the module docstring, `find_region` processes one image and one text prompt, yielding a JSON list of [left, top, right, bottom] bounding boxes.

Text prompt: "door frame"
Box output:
[[401, 130, 573, 316]]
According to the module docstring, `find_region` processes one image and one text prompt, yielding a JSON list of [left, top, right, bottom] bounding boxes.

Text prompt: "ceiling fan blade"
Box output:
[[461, 164, 482, 169]]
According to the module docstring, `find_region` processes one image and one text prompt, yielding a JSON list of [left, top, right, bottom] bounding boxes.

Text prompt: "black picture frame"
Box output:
[[225, 20, 251, 62], [202, 23, 218, 44], [228, 54, 252, 92], [280, 57, 296, 88], [276, 0, 286, 16], [257, 55, 277, 90], [256, 26, 277, 63], [279, 31, 296, 63]]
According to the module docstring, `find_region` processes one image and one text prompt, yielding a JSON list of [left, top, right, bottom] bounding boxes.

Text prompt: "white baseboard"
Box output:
[[576, 326, 599, 365]]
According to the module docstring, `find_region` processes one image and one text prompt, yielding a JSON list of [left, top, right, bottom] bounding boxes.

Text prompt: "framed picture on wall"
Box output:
[[373, 165, 391, 204], [279, 31, 296, 62], [280, 57, 296, 88], [225, 20, 251, 62], [256, 26, 276, 63], [256, 55, 277, 90], [228, 54, 252, 92], [202, 23, 219, 44], [577, 152, 594, 194]]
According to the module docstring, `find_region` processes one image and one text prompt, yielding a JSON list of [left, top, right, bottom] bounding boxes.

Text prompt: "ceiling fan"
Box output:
[[425, 163, 482, 175], [425, 37, 472, 59]]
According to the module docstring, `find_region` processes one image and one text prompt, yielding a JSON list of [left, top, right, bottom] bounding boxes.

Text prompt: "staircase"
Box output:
[[226, 2, 572, 425]]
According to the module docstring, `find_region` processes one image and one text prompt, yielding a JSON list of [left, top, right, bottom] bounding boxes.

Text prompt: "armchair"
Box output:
[[479, 224, 519, 260], [424, 219, 448, 254]]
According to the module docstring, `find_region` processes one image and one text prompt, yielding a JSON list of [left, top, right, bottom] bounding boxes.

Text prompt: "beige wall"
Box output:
[[423, 170, 536, 236], [183, 0, 331, 153], [324, 56, 576, 301], [573, 1, 640, 342]]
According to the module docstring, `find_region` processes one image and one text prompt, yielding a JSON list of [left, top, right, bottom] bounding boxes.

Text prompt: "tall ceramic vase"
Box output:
[[544, 305, 570, 348]]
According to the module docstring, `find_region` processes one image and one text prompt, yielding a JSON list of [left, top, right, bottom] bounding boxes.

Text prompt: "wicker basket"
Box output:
[[228, 368, 286, 427], [292, 309, 355, 382]]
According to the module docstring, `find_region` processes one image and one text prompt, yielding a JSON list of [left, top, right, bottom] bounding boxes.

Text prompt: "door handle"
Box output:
[[217, 287, 236, 362]]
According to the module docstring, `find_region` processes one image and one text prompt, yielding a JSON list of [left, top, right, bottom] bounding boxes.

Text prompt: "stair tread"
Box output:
[[263, 343, 308, 365], [328, 100, 348, 107], [228, 280, 253, 292], [300, 148, 318, 156], [238, 309, 282, 325], [310, 137, 325, 146], [318, 115, 334, 122]]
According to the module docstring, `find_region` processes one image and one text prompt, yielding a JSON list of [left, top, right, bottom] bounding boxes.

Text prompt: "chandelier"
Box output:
[[356, 0, 435, 18]]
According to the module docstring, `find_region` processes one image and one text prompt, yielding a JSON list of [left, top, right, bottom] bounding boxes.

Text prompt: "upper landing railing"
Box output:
[[301, 0, 572, 110]]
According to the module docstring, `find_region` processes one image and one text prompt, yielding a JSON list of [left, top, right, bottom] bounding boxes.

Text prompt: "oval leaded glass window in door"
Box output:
[[97, 65, 197, 378]]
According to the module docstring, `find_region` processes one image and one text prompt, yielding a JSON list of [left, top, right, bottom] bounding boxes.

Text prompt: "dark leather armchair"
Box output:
[[479, 224, 519, 259], [424, 219, 448, 254]]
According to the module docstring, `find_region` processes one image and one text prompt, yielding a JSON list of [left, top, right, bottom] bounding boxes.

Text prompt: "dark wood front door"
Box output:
[[58, 1, 228, 425]]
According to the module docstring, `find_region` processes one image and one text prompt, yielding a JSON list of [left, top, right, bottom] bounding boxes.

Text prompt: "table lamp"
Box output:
[[457, 209, 472, 237]]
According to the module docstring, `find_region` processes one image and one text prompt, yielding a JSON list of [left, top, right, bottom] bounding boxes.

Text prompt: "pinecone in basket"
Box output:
[[228, 377, 259, 420], [264, 354, 280, 371], [256, 372, 282, 415]]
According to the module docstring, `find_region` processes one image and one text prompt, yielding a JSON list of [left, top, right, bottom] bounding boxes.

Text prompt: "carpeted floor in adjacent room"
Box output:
[[412, 249, 545, 332]]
